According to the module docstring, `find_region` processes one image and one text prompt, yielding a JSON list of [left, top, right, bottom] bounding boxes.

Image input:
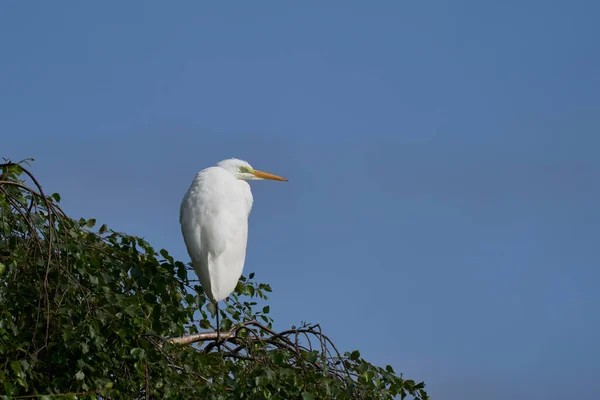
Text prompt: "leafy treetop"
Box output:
[[0, 159, 430, 400]]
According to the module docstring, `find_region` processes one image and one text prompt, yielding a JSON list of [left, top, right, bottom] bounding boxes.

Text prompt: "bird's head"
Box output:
[[217, 158, 288, 182]]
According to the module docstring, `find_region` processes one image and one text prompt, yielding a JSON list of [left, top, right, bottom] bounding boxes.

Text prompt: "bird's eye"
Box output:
[[239, 166, 249, 173]]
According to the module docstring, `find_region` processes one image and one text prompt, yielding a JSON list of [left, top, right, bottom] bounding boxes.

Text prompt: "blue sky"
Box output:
[[2, 1, 599, 398]]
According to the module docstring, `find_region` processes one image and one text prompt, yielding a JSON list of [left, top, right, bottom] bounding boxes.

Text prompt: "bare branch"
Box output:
[[167, 331, 237, 345]]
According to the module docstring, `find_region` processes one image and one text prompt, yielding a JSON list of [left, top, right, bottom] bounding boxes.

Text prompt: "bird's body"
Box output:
[[179, 159, 287, 306], [180, 166, 253, 303]]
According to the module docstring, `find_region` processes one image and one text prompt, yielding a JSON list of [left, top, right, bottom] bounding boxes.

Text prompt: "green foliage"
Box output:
[[0, 160, 430, 399]]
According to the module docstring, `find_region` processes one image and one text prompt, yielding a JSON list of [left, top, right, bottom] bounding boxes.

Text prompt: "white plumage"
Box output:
[[179, 158, 287, 304]]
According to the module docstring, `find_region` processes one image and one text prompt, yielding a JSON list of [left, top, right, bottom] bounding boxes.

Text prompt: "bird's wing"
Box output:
[[179, 168, 248, 263]]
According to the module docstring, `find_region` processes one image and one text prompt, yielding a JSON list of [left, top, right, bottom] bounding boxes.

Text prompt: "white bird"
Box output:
[[179, 158, 287, 335]]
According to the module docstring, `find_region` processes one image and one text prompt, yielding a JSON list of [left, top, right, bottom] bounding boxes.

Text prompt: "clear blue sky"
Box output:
[[2, 2, 599, 398]]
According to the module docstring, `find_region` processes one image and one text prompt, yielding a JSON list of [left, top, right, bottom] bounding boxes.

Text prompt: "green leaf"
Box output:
[[248, 272, 255, 279], [195, 294, 206, 308], [306, 352, 318, 363], [199, 319, 211, 329], [75, 370, 85, 380], [237, 327, 249, 338], [130, 347, 146, 360], [3, 380, 16, 396], [270, 351, 284, 365], [139, 275, 150, 288], [255, 375, 266, 387], [86, 218, 96, 228], [360, 372, 370, 384], [177, 263, 187, 281], [0, 262, 5, 276], [19, 359, 30, 372], [220, 318, 232, 331], [99, 224, 107, 234], [50, 192, 61, 202], [144, 293, 157, 304], [10, 360, 22, 376], [130, 266, 142, 278], [301, 392, 314, 400], [262, 305, 270, 314]]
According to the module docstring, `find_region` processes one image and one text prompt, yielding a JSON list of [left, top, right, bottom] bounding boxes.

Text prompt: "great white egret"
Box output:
[[179, 158, 287, 341]]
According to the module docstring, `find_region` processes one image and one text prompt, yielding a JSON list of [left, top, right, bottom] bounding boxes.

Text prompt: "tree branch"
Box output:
[[167, 331, 237, 345]]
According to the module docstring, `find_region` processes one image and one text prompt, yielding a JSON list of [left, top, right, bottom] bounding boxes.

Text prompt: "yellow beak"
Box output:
[[251, 169, 288, 181]]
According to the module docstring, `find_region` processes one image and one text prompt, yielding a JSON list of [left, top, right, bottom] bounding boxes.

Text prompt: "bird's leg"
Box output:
[[216, 301, 220, 351]]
